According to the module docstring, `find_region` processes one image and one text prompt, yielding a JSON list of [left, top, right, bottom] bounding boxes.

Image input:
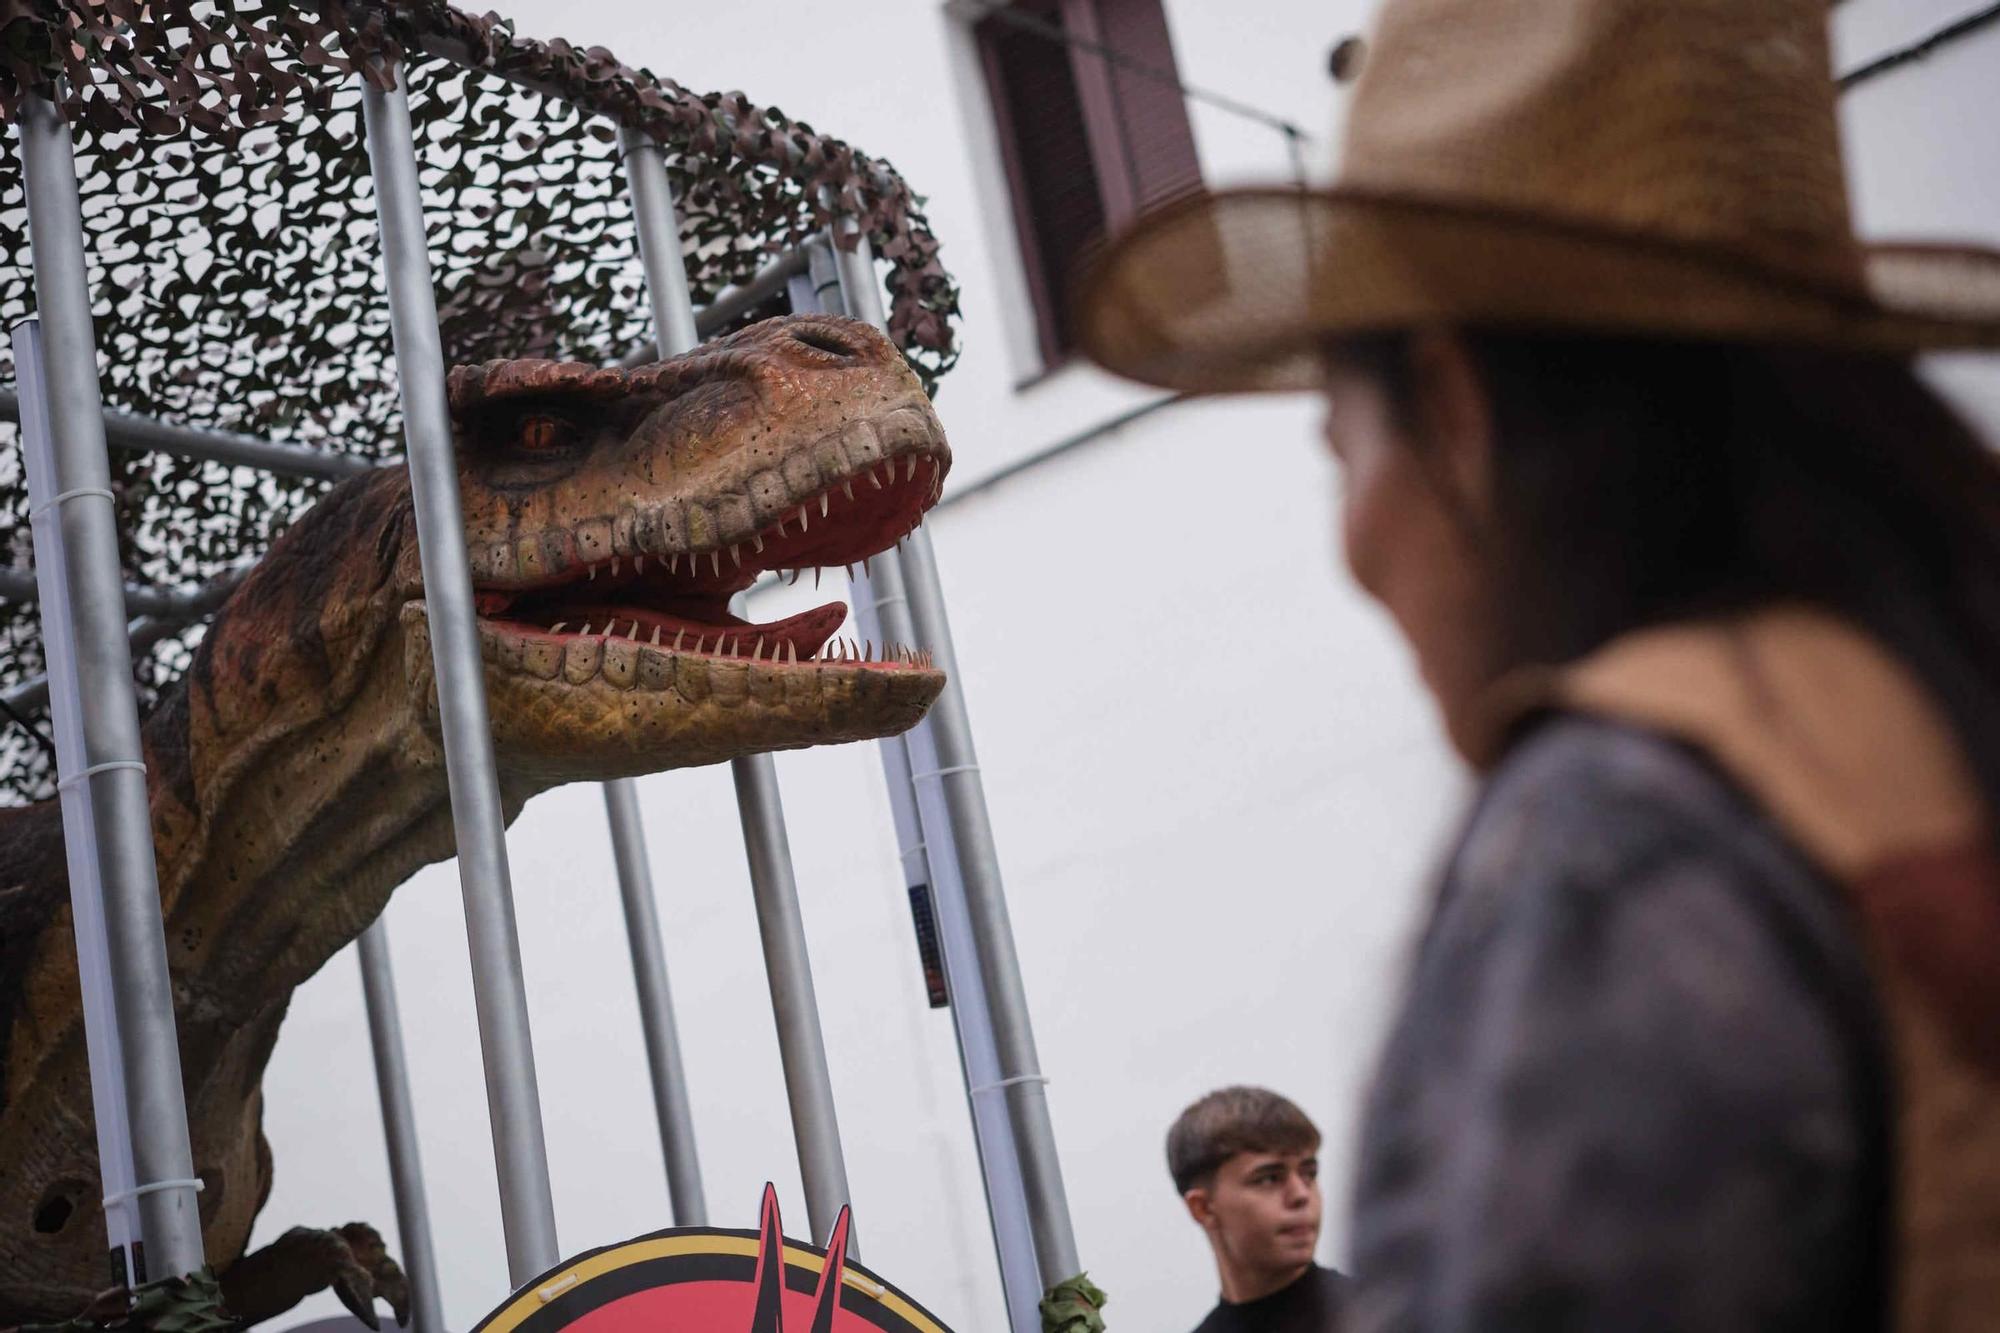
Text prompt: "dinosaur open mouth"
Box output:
[[468, 434, 945, 673]]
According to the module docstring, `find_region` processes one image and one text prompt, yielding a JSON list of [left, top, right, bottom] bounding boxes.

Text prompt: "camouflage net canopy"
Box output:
[[0, 1, 963, 803]]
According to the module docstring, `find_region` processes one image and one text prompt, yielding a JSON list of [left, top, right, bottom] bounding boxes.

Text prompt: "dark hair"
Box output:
[[1333, 331, 2000, 833], [1167, 1086, 1321, 1195]]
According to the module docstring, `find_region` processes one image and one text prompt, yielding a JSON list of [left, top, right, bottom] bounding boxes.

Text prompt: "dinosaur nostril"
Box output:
[[791, 326, 858, 359], [34, 1181, 82, 1234]]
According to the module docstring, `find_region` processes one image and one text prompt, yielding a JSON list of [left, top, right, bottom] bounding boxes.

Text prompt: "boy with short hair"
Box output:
[[1168, 1087, 1347, 1332]]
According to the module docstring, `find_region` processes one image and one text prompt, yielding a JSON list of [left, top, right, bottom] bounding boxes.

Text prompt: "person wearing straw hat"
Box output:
[[1077, 0, 2000, 1328]]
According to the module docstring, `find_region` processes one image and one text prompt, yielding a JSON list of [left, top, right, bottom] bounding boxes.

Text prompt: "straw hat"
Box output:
[[1073, 0, 2000, 393]]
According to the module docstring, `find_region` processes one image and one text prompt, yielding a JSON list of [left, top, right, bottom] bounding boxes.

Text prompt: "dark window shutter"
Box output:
[[979, 1, 1107, 362], [1092, 0, 1203, 215], [978, 0, 1202, 365]]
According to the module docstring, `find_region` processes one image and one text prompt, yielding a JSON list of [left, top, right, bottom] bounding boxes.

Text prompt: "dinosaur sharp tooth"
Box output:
[[776, 516, 789, 537], [651, 625, 661, 645], [551, 622, 568, 634], [865, 638, 874, 662], [628, 621, 641, 640], [819, 493, 829, 518], [668, 552, 679, 575], [635, 556, 645, 574], [752, 637, 765, 661], [798, 504, 810, 532], [693, 634, 705, 653], [580, 622, 593, 636], [730, 545, 741, 568], [673, 628, 685, 650], [862, 555, 872, 576], [787, 640, 798, 663], [842, 481, 854, 502], [711, 550, 721, 577], [905, 455, 916, 482], [868, 470, 883, 490], [814, 566, 823, 590], [751, 533, 764, 553], [588, 565, 596, 581], [611, 558, 620, 577]]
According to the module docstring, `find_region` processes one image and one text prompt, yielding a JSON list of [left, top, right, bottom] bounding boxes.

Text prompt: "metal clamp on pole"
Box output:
[[360, 60, 561, 1284], [610, 125, 713, 1229], [824, 230, 1083, 1292], [17, 89, 206, 1287]]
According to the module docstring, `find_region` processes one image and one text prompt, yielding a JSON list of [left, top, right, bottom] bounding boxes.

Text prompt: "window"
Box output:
[[977, 0, 1203, 366]]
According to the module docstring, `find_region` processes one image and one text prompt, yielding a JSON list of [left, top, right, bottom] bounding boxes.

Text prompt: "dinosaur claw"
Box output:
[[338, 1220, 411, 1328], [377, 1257, 413, 1326], [222, 1221, 409, 1328], [332, 1270, 381, 1331]]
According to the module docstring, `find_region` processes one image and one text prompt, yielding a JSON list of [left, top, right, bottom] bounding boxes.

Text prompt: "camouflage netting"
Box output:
[[0, 1, 963, 802]]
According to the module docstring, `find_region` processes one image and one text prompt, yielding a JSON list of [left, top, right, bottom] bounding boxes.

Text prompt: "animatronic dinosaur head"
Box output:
[[441, 314, 949, 779], [193, 315, 949, 795]]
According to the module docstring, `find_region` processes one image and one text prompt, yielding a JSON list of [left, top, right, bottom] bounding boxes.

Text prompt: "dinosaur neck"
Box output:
[[155, 634, 457, 1030], [4, 467, 558, 1095]]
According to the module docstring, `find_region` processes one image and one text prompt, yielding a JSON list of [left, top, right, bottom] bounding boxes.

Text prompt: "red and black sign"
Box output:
[[472, 1187, 952, 1333]]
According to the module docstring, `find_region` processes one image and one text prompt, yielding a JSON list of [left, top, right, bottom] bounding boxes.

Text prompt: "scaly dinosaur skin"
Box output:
[[0, 316, 948, 1323]]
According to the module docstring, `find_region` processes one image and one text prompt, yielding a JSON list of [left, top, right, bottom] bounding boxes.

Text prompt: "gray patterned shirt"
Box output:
[[1348, 717, 1889, 1331]]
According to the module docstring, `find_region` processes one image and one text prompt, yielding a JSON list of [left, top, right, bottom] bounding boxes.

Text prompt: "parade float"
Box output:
[[0, 6, 1096, 1331]]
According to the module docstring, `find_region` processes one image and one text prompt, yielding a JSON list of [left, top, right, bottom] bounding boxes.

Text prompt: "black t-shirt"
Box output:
[[1191, 1264, 1346, 1332]]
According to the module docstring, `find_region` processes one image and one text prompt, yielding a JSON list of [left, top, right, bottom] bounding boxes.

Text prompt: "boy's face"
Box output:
[[1186, 1147, 1322, 1277]]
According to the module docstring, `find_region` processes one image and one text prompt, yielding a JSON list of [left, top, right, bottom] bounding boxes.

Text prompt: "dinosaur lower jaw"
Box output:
[[465, 438, 946, 675], [402, 604, 945, 782]]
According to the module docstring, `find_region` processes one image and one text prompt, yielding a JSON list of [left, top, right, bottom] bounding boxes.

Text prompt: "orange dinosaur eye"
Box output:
[[516, 412, 572, 454]]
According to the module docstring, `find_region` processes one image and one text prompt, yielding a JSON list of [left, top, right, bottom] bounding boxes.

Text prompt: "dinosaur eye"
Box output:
[[515, 412, 575, 454]]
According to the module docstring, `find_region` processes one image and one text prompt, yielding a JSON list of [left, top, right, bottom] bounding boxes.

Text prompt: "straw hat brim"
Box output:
[[1073, 186, 2000, 394]]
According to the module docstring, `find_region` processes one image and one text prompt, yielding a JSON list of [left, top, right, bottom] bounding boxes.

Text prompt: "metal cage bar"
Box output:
[[599, 127, 711, 1229], [621, 128, 855, 1249], [0, 390, 375, 480], [827, 231, 1082, 1289], [360, 59, 561, 1284], [357, 923, 448, 1333], [15, 94, 206, 1283], [795, 243, 1042, 1331]]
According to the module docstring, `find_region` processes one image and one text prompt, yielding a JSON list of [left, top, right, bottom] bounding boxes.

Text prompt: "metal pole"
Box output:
[[892, 520, 1078, 1283], [615, 248, 810, 367], [602, 782, 707, 1224], [829, 229, 1081, 1286], [621, 126, 854, 1248], [0, 563, 246, 618], [356, 923, 447, 1333], [360, 61, 560, 1284], [0, 390, 376, 480], [794, 245, 1041, 1328], [609, 126, 711, 1227], [3, 614, 191, 719], [620, 129, 700, 356], [17, 92, 206, 1283], [732, 742, 855, 1250]]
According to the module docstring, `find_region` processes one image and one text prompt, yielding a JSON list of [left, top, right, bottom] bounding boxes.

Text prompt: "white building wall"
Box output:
[[255, 5, 2000, 1331]]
